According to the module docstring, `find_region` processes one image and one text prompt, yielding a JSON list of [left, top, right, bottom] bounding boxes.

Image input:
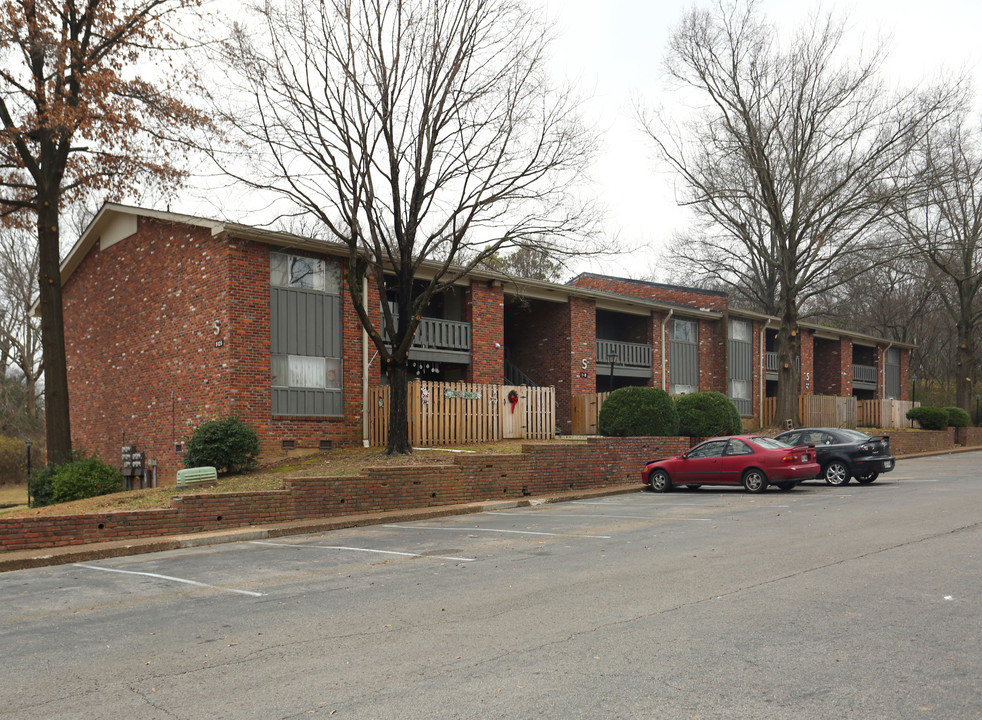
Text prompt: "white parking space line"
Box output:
[[73, 564, 266, 597], [486, 511, 654, 520], [382, 524, 611, 539], [250, 541, 475, 562]]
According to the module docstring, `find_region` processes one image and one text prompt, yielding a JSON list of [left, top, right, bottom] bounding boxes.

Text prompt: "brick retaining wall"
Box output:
[[0, 437, 688, 553]]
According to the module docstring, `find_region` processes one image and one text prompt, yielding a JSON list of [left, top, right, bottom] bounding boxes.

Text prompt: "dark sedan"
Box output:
[[642, 435, 819, 493], [774, 427, 895, 486]]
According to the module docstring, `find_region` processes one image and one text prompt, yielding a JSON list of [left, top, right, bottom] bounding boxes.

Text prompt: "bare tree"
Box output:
[[210, 0, 599, 453], [0, 0, 208, 463], [893, 113, 982, 410], [640, 0, 961, 425], [0, 226, 42, 421]]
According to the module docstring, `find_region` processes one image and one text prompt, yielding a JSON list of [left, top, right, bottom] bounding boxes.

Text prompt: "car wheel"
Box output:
[[855, 472, 879, 485], [742, 468, 769, 493], [649, 469, 672, 493], [776, 482, 795, 491], [823, 461, 850, 486]]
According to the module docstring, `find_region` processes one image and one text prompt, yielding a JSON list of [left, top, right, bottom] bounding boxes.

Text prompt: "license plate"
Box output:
[[801, 453, 809, 461], [885, 459, 893, 469]]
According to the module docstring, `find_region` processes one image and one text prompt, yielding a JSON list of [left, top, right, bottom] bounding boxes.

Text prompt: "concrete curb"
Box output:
[[0, 484, 640, 573]]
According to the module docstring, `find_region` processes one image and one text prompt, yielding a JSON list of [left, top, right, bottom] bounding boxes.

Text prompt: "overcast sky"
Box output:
[[188, 1, 982, 283], [541, 0, 982, 281]]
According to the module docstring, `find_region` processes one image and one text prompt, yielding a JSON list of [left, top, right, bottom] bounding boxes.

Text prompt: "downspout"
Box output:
[[362, 273, 370, 448], [760, 319, 770, 425], [661, 309, 673, 391]]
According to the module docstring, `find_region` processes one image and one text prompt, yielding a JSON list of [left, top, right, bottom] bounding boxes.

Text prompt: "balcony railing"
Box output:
[[384, 317, 471, 357], [765, 352, 799, 373], [853, 363, 877, 387], [596, 339, 652, 370]]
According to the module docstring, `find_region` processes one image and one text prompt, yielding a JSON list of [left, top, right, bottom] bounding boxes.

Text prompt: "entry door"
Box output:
[[501, 386, 524, 439]]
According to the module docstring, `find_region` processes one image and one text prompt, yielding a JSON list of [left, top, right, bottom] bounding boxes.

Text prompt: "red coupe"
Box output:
[[642, 435, 820, 493]]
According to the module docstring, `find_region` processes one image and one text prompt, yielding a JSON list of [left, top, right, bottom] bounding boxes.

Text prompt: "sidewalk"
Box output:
[[0, 484, 641, 573]]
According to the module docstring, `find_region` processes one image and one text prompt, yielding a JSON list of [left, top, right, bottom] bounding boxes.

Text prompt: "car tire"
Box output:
[[823, 461, 850, 486], [649, 469, 672, 493], [776, 482, 795, 491], [742, 468, 768, 493], [855, 472, 879, 484]]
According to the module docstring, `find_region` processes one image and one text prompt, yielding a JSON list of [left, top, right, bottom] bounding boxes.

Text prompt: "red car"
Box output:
[[642, 435, 820, 493]]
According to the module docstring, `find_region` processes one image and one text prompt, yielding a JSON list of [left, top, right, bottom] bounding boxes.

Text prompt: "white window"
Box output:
[[272, 355, 342, 389], [671, 318, 697, 343], [270, 252, 341, 293], [729, 379, 751, 400], [729, 318, 752, 343]]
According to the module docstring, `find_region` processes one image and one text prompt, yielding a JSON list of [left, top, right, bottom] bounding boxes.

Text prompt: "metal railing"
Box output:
[[596, 339, 652, 368]]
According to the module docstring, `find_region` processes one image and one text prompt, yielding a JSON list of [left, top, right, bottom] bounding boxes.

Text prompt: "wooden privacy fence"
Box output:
[[368, 381, 555, 447], [571, 392, 610, 436], [763, 395, 857, 428], [857, 399, 919, 428], [763, 395, 918, 429]]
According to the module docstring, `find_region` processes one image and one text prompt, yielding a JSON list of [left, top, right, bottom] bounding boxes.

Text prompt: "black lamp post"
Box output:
[[25, 438, 32, 507], [607, 351, 618, 393]]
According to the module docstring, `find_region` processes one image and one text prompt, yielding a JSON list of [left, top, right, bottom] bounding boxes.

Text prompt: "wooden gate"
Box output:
[[762, 395, 857, 428], [368, 381, 555, 447], [571, 392, 610, 435]]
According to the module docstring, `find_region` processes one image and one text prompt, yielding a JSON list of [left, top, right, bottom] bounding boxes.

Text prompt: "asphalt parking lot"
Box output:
[[1, 452, 980, 719]]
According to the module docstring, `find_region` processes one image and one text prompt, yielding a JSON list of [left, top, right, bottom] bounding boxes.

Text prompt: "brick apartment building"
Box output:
[[57, 204, 912, 482]]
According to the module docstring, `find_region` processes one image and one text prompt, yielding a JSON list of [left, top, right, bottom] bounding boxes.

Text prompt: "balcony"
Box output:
[[386, 317, 472, 363], [853, 363, 877, 390], [765, 352, 799, 377], [596, 339, 653, 378]]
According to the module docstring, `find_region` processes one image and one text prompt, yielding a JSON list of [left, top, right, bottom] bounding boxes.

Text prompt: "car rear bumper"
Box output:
[[852, 456, 896, 474]]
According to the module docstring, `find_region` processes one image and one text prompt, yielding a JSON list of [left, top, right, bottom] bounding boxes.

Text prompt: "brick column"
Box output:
[[465, 279, 504, 383], [839, 337, 854, 396], [799, 329, 814, 394]]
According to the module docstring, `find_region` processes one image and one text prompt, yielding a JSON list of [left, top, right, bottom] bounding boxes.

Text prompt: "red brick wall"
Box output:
[[63, 217, 368, 485], [64, 217, 235, 481], [799, 329, 814, 394], [0, 437, 689, 553], [465, 280, 504, 383], [900, 349, 910, 401], [814, 337, 842, 395], [699, 316, 727, 393], [570, 275, 729, 312]]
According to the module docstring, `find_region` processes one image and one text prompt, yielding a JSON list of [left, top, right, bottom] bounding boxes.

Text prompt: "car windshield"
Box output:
[[836, 428, 871, 442], [750, 436, 791, 449]]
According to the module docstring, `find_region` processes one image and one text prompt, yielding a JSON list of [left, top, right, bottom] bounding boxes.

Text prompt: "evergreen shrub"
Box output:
[[906, 405, 949, 431], [183, 416, 261, 474], [598, 386, 680, 437], [943, 407, 971, 428], [676, 391, 743, 438]]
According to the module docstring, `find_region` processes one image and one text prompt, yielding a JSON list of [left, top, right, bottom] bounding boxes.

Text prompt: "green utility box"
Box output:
[[175, 466, 218, 490]]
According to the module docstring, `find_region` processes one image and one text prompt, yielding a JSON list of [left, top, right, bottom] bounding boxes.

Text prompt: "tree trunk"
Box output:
[[385, 360, 412, 454], [36, 197, 72, 464], [955, 322, 976, 411], [774, 289, 801, 428]]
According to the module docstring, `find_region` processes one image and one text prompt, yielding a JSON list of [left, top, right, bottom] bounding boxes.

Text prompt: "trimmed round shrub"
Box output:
[[183, 416, 260, 474], [943, 407, 971, 428], [51, 454, 124, 504], [906, 405, 948, 431], [676, 391, 743, 438], [598, 386, 680, 437]]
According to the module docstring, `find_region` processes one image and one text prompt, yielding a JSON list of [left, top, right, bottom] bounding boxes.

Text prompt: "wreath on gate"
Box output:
[[507, 389, 519, 414]]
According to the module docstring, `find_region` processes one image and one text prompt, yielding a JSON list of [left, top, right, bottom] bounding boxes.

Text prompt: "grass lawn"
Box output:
[[0, 439, 570, 520]]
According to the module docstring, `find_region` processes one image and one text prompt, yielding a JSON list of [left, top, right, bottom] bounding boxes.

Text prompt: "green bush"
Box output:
[[906, 405, 949, 431], [183, 416, 261, 474], [28, 453, 123, 507], [676, 391, 743, 438], [599, 386, 680, 437], [28, 464, 58, 507], [943, 407, 971, 428], [51, 454, 124, 504]]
